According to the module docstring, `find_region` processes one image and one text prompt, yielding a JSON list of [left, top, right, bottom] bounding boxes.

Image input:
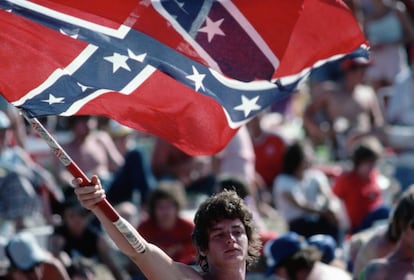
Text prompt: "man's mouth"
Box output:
[[225, 247, 241, 254]]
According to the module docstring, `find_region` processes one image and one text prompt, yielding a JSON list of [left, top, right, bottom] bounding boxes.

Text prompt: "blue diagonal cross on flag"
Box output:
[[0, 0, 368, 155]]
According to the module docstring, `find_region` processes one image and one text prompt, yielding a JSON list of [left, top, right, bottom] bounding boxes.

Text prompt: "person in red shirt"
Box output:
[[333, 140, 390, 233], [247, 115, 286, 189], [138, 180, 196, 265]]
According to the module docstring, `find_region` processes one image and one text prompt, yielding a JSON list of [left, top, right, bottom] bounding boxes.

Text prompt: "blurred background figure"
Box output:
[[273, 141, 344, 243], [246, 114, 287, 211], [333, 139, 391, 234], [263, 231, 352, 279], [137, 181, 195, 265], [359, 0, 414, 90], [48, 194, 128, 280], [307, 234, 339, 266], [105, 120, 154, 206], [0, 95, 26, 149], [246, 114, 287, 190], [151, 137, 215, 196], [304, 57, 384, 161], [55, 116, 124, 189], [351, 186, 414, 277], [213, 125, 257, 194], [357, 190, 414, 279], [66, 257, 96, 280], [5, 231, 70, 280], [0, 111, 63, 231], [127, 181, 195, 280]]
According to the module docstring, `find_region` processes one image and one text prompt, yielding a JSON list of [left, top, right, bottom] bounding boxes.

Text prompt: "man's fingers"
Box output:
[[74, 185, 104, 196], [91, 175, 100, 185], [72, 177, 84, 187]]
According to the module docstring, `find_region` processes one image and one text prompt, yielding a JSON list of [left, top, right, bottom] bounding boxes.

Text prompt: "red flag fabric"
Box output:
[[0, 0, 367, 155]]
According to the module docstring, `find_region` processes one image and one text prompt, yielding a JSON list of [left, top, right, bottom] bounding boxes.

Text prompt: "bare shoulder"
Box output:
[[359, 258, 388, 280], [129, 244, 203, 280], [175, 262, 204, 279]]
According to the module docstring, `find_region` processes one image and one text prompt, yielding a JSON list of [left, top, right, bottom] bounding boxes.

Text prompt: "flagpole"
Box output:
[[20, 110, 146, 253]]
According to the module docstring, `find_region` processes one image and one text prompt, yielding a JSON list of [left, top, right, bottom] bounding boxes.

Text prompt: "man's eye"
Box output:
[[213, 233, 224, 238], [233, 230, 242, 236]]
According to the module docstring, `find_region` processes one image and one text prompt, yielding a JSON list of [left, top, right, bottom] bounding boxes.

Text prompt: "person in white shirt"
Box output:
[[273, 141, 343, 243]]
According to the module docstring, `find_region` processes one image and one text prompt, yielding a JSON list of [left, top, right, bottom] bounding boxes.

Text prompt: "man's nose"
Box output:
[[225, 232, 236, 244]]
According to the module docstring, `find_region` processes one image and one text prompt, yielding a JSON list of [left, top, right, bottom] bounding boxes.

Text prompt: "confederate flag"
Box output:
[[0, 0, 367, 155]]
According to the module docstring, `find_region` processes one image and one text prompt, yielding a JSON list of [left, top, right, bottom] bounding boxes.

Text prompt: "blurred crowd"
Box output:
[[1, 0, 414, 279]]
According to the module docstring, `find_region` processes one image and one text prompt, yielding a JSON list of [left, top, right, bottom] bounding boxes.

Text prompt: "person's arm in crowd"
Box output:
[[97, 131, 125, 172], [280, 190, 324, 214], [303, 90, 334, 145]]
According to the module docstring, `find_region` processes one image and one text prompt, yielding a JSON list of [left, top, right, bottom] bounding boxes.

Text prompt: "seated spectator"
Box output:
[[358, 190, 414, 279], [0, 96, 26, 148], [303, 57, 384, 160], [128, 181, 196, 280], [351, 223, 395, 278], [273, 141, 343, 242], [151, 137, 214, 195], [214, 125, 257, 195], [307, 234, 337, 265], [352, 185, 414, 277], [105, 120, 154, 206], [333, 139, 390, 233], [138, 180, 196, 265], [0, 111, 63, 230], [382, 70, 414, 192], [5, 231, 70, 280], [54, 116, 124, 188], [263, 231, 352, 279], [246, 114, 287, 190], [48, 195, 127, 280], [386, 70, 414, 126], [66, 257, 95, 280], [361, 0, 414, 91]]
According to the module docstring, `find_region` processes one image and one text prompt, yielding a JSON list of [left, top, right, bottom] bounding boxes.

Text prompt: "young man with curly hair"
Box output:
[[73, 175, 261, 280]]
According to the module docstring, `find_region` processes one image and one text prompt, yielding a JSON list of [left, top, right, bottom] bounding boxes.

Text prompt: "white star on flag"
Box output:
[[127, 49, 147, 63], [60, 28, 79, 39], [42, 94, 65, 105], [77, 82, 91, 92], [234, 95, 261, 117], [186, 66, 206, 91], [173, 0, 188, 13], [104, 52, 131, 73], [198, 17, 225, 43]]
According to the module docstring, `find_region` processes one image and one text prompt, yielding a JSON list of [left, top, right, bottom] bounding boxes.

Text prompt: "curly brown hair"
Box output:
[[390, 191, 414, 241], [192, 190, 262, 272]]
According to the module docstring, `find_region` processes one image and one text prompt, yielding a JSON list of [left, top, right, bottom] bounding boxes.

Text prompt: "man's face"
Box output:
[[355, 159, 376, 179], [63, 208, 88, 236], [154, 198, 178, 230], [203, 218, 249, 269]]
